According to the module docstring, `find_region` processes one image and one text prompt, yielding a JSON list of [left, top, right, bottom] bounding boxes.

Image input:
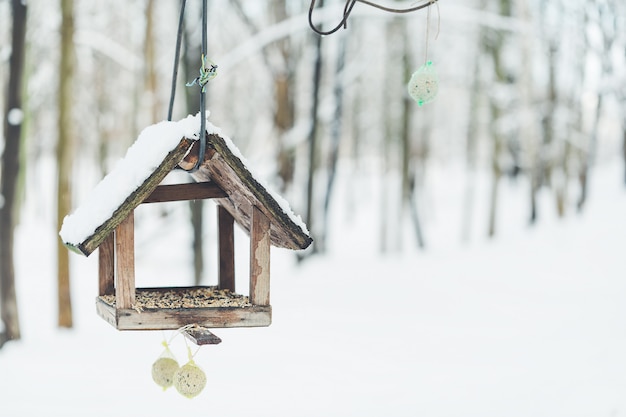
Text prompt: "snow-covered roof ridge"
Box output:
[[190, 123, 312, 251], [205, 121, 310, 237]]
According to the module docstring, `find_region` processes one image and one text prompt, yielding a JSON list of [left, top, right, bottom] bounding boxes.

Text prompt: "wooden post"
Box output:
[[115, 211, 135, 309], [218, 206, 235, 292], [250, 206, 270, 306], [98, 234, 115, 296]]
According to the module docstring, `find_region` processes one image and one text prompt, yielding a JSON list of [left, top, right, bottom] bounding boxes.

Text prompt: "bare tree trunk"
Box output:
[[275, 118, 295, 194], [535, 0, 571, 219], [347, 84, 362, 220], [270, 0, 297, 192], [560, 5, 585, 212], [0, 0, 27, 348], [379, 132, 390, 253], [619, 6, 626, 185], [145, 0, 160, 124], [538, 43, 557, 218], [57, 0, 75, 328], [622, 108, 626, 185], [577, 93, 602, 211], [319, 35, 346, 253], [402, 24, 424, 249], [304, 6, 324, 256], [461, 41, 482, 243], [487, 128, 502, 238], [275, 75, 296, 190], [485, 0, 512, 238], [486, 79, 504, 237], [555, 140, 572, 216], [380, 24, 395, 254], [578, 1, 616, 211], [381, 18, 406, 253], [623, 125, 626, 185], [400, 62, 412, 249], [554, 2, 584, 218]]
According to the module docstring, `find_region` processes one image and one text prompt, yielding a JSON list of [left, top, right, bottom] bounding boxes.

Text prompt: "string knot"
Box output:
[[186, 54, 217, 92]]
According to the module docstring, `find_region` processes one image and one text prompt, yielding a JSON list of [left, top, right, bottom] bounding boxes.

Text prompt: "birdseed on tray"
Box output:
[[99, 287, 251, 310]]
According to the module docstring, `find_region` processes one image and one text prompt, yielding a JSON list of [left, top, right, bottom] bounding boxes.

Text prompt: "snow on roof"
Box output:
[[60, 111, 309, 248], [59, 113, 202, 245], [203, 122, 310, 237]]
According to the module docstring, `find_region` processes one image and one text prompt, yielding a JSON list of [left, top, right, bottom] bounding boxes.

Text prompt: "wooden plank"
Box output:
[[115, 307, 271, 330], [142, 182, 226, 204], [250, 206, 270, 306], [183, 327, 222, 345], [115, 211, 135, 309], [95, 297, 118, 328], [98, 233, 115, 296], [189, 133, 312, 250], [218, 205, 235, 292], [95, 301, 272, 330], [67, 137, 195, 256]]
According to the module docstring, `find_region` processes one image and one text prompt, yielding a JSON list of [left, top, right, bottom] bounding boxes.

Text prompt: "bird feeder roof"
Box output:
[[59, 113, 312, 256]]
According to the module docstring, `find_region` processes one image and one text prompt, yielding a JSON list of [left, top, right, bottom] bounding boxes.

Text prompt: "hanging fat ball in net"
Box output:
[[407, 61, 439, 106], [174, 358, 207, 399], [152, 341, 180, 390]]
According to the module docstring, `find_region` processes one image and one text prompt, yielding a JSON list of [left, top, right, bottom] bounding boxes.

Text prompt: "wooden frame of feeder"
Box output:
[[96, 183, 272, 331], [62, 132, 312, 343]]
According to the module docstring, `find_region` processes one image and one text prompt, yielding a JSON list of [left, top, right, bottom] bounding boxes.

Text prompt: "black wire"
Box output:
[[308, 0, 439, 36], [189, 0, 208, 173], [167, 0, 187, 121]]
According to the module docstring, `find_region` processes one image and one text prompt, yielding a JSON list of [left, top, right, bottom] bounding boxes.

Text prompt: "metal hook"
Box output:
[[308, 0, 439, 36]]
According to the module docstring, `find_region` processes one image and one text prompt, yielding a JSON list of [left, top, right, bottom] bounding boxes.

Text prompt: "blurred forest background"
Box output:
[[1, 0, 625, 345]]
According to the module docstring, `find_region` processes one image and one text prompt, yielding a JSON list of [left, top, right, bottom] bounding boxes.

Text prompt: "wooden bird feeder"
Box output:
[[60, 117, 312, 345]]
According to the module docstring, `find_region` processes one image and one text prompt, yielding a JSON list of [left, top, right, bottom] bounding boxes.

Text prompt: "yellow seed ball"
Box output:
[[174, 362, 207, 398], [152, 357, 180, 390]]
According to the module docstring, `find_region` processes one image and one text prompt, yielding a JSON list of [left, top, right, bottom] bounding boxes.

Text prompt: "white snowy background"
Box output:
[[1, 0, 626, 416], [1, 157, 625, 417]]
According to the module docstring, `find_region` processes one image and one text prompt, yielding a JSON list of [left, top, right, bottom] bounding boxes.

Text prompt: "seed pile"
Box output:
[[99, 287, 251, 309]]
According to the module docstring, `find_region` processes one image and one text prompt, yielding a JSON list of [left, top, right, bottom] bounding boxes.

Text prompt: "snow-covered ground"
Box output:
[[1, 160, 625, 417]]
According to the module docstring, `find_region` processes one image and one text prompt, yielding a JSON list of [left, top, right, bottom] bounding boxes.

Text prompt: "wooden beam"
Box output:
[[98, 233, 115, 296], [142, 182, 226, 204], [115, 211, 135, 309], [250, 206, 270, 306], [218, 205, 235, 292]]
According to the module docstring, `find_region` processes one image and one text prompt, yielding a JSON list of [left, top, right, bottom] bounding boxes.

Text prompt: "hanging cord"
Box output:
[[167, 0, 187, 122], [199, 0, 208, 174], [424, 0, 440, 63], [166, 0, 214, 173], [183, 333, 202, 360], [309, 0, 440, 36], [189, 0, 209, 173], [162, 323, 199, 346]]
